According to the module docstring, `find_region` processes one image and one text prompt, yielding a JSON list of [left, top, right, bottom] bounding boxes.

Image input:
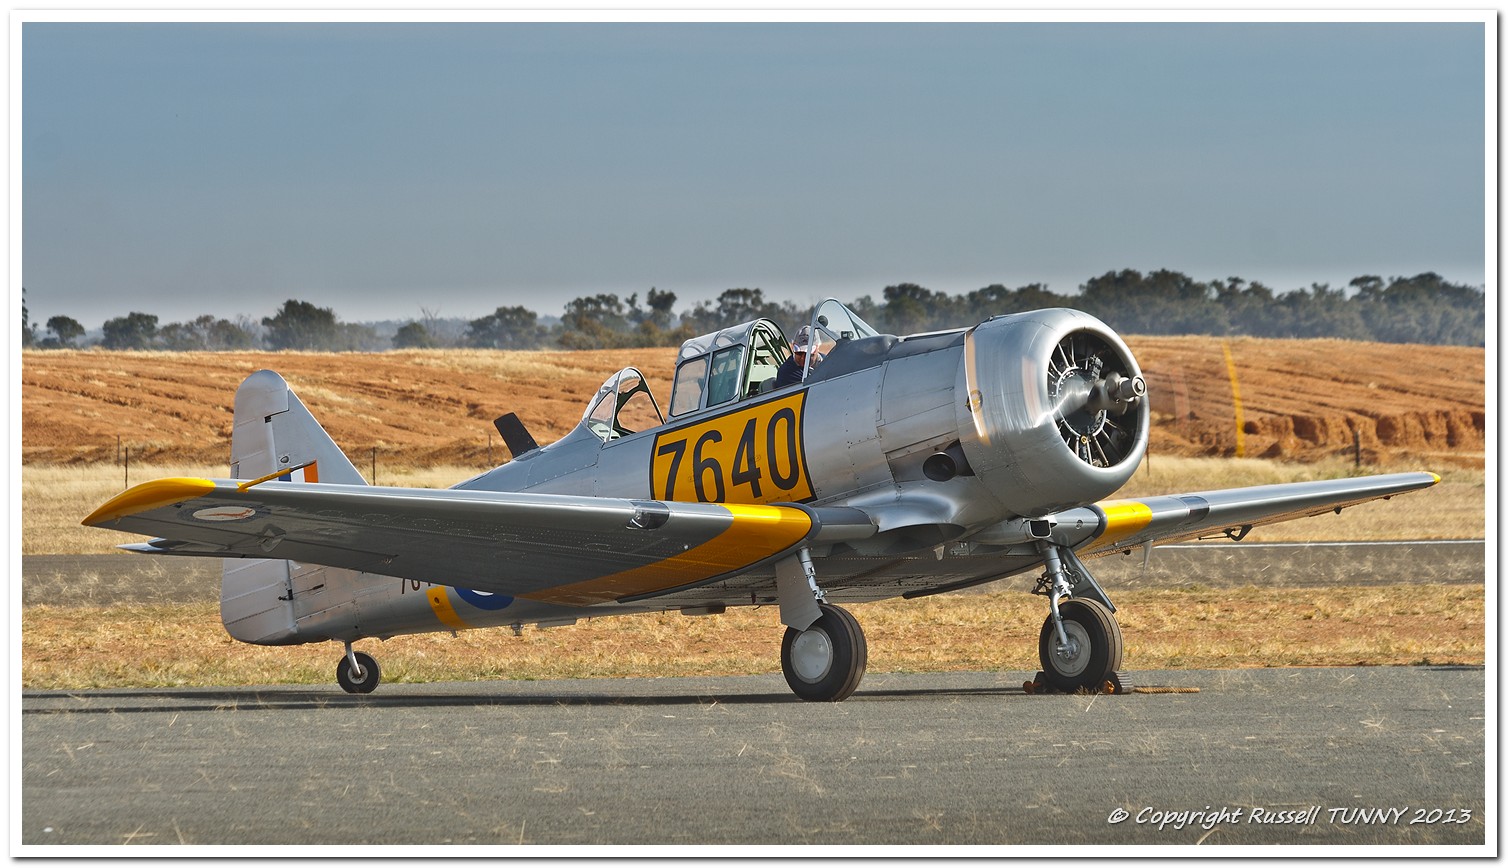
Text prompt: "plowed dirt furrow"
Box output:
[[22, 338, 1482, 468]]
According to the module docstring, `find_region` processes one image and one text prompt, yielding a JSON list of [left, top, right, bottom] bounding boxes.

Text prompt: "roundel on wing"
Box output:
[[455, 588, 514, 610]]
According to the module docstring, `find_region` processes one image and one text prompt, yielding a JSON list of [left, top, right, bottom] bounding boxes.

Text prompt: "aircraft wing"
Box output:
[[82, 478, 874, 606], [83, 471, 1440, 609], [1068, 471, 1442, 556], [635, 471, 1446, 607]]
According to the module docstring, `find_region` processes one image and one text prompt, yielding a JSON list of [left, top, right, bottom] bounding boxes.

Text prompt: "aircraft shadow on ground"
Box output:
[[21, 683, 1024, 714]]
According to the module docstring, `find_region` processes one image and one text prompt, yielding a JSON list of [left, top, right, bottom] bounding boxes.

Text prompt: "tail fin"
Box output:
[[222, 370, 365, 645], [230, 369, 366, 485]]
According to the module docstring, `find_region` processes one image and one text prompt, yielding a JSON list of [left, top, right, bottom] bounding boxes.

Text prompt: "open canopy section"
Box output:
[[580, 367, 665, 441], [799, 298, 883, 381]]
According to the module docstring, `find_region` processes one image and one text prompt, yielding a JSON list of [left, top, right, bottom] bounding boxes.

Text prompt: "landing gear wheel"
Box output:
[[1038, 598, 1122, 693], [781, 603, 867, 702], [336, 651, 381, 694]]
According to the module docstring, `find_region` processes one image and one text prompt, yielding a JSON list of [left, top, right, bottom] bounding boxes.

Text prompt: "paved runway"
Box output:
[[21, 666, 1487, 849]]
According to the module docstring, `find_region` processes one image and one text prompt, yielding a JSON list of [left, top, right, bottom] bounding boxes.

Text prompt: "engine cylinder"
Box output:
[[958, 309, 1149, 517]]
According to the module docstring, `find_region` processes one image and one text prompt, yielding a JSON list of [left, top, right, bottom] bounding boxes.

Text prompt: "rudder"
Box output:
[[221, 370, 365, 645], [230, 369, 366, 485]]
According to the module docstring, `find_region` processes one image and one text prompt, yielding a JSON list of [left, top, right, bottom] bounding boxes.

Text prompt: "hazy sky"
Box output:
[[21, 18, 1489, 328]]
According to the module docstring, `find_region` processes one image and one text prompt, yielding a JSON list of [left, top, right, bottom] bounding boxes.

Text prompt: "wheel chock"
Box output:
[[1023, 671, 1134, 696], [1106, 670, 1134, 695]]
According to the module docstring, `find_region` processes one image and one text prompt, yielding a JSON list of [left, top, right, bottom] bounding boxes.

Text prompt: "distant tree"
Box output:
[[335, 322, 384, 351], [45, 315, 85, 348], [616, 287, 690, 347], [101, 312, 160, 349], [21, 287, 35, 348], [233, 315, 266, 347], [713, 288, 767, 324], [680, 288, 793, 335], [1354, 272, 1484, 346], [467, 305, 542, 349], [1078, 269, 1225, 335], [157, 315, 254, 350], [393, 321, 438, 349], [204, 316, 255, 350], [644, 287, 678, 330], [558, 294, 631, 350], [881, 283, 945, 334], [1274, 283, 1369, 340], [418, 306, 451, 348], [262, 299, 339, 350], [845, 294, 882, 329]]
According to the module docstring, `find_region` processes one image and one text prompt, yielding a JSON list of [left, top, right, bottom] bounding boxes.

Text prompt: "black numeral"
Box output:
[[692, 430, 725, 502], [730, 418, 764, 498], [767, 407, 800, 490], [656, 439, 687, 499]]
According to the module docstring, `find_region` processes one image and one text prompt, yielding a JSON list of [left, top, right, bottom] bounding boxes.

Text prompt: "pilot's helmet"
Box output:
[[792, 326, 815, 353]]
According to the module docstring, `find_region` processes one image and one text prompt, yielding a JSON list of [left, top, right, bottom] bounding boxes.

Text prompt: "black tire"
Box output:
[[781, 603, 868, 702], [336, 651, 381, 694], [1037, 598, 1122, 692]]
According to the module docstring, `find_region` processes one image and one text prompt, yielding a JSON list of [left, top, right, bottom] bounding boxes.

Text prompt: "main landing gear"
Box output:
[[776, 548, 868, 702], [781, 602, 868, 702], [1032, 542, 1128, 693], [336, 642, 381, 694]]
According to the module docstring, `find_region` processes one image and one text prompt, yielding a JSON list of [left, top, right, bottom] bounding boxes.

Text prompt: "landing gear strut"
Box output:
[[781, 603, 868, 702], [1033, 542, 1126, 693], [336, 642, 381, 694]]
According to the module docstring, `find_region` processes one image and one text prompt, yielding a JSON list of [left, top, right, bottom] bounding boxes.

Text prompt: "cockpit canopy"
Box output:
[[574, 299, 883, 445], [666, 298, 882, 418], [668, 319, 792, 417], [580, 367, 664, 441]]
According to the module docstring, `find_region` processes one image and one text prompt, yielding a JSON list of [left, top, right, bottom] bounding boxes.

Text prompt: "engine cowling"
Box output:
[[958, 309, 1149, 517]]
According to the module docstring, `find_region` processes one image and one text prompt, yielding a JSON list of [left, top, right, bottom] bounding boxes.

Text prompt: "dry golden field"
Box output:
[[20, 339, 1487, 689], [21, 584, 1485, 690], [20, 337, 1485, 468]]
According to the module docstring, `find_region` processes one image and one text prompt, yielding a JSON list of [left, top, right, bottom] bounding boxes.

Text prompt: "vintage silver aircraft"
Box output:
[[85, 299, 1438, 701]]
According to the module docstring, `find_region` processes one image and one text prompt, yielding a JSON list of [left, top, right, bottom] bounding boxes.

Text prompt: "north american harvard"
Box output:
[[84, 299, 1437, 700]]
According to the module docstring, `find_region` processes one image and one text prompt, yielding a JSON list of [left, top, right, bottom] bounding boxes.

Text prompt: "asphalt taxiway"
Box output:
[[20, 666, 1487, 848]]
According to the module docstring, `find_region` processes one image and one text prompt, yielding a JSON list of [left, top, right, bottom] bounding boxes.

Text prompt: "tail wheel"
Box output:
[[336, 651, 381, 694], [781, 603, 867, 702], [1037, 598, 1122, 692]]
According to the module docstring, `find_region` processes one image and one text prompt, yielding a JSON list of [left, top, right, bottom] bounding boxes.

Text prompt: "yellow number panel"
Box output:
[[651, 392, 813, 504]]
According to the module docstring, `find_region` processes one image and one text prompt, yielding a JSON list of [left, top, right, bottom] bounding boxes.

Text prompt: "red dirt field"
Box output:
[[21, 336, 1484, 469]]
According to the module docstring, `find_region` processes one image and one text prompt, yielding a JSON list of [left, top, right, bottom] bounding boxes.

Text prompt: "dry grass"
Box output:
[[22, 583, 1482, 690], [33, 456, 1482, 556]]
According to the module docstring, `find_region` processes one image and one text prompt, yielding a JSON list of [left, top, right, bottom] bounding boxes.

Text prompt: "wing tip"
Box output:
[[82, 477, 219, 526]]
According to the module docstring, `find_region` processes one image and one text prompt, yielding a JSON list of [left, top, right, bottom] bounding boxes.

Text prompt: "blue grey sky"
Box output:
[[21, 20, 1489, 328]]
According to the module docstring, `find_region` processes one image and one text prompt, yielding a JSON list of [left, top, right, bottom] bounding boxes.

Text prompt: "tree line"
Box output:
[[20, 270, 1485, 352]]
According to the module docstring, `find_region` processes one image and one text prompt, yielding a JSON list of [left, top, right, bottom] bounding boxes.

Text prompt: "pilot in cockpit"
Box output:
[[773, 325, 823, 389]]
